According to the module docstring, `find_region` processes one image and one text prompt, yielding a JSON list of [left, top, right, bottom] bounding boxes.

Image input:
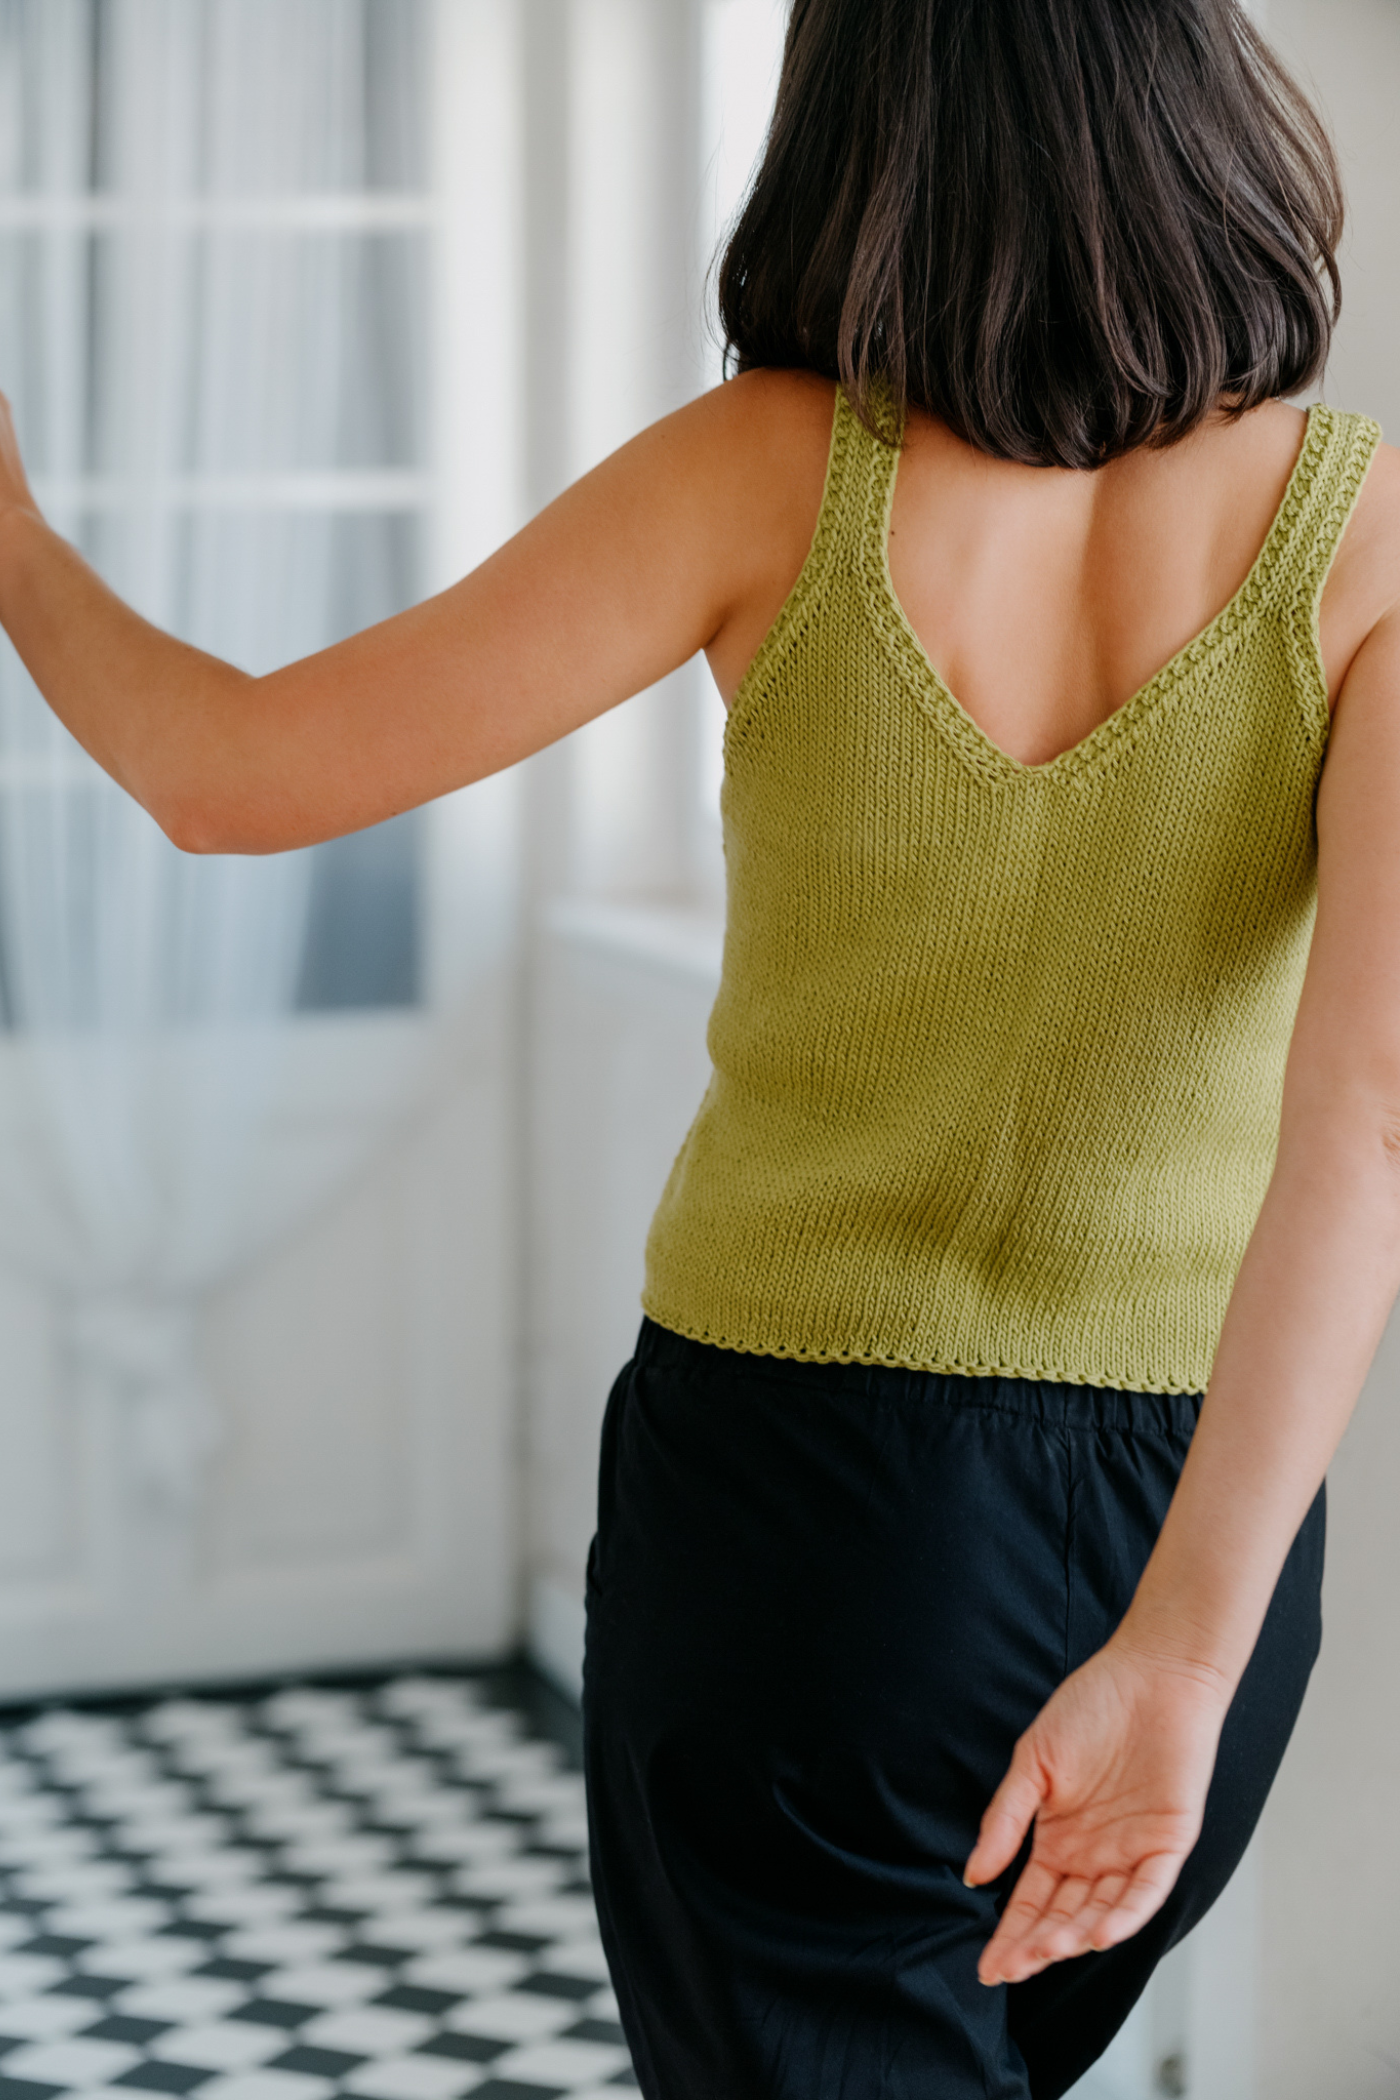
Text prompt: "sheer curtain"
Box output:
[[0, 0, 429, 1504]]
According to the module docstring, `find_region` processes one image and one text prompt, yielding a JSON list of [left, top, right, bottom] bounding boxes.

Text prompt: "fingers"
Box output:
[[979, 1868, 1127, 1985], [1064, 1873, 1131, 1953], [962, 1745, 1045, 1889], [1089, 1853, 1182, 1950], [978, 1862, 1081, 1985], [977, 1853, 1181, 1986]]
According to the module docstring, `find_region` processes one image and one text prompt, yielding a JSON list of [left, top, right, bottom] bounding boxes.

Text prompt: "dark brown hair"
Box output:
[[717, 0, 1343, 467]]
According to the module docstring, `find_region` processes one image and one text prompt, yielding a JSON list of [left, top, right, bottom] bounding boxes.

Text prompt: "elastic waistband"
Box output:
[[633, 1316, 1204, 1439]]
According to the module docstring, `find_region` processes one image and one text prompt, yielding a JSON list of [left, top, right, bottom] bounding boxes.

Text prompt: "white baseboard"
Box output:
[[527, 1575, 586, 1707]]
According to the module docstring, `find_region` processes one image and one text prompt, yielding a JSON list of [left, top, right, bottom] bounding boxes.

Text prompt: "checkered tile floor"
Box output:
[[0, 1674, 636, 2100]]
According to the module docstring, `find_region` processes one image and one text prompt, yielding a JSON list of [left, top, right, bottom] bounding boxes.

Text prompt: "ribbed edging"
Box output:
[[1281, 405, 1383, 753]]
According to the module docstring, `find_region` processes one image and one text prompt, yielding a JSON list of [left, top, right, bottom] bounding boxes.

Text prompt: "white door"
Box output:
[[0, 1001, 520, 1700], [0, 0, 527, 1701]]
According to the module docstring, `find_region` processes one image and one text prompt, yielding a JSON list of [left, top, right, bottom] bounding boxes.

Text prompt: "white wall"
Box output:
[[525, 904, 720, 1695]]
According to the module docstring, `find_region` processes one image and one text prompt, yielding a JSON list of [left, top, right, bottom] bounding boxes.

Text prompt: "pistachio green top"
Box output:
[[643, 386, 1382, 1394]]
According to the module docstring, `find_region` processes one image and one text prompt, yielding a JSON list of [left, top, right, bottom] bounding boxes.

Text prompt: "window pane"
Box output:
[[0, 0, 435, 1023], [167, 509, 424, 669], [99, 0, 430, 197], [74, 230, 430, 478], [296, 809, 422, 1012]]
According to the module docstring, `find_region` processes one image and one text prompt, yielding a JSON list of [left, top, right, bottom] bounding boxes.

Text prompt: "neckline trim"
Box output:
[[858, 396, 1332, 786]]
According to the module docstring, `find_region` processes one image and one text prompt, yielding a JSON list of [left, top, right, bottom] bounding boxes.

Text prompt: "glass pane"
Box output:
[[295, 809, 422, 1012], [0, 0, 429, 198], [99, 0, 429, 197], [166, 510, 424, 669], [76, 230, 431, 477], [0, 231, 96, 478], [0, 0, 98, 195], [0, 0, 434, 1025]]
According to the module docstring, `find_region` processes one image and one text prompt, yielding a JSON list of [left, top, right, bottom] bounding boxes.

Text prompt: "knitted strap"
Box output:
[[1261, 404, 1383, 614], [829, 383, 900, 577], [840, 384, 902, 570], [762, 383, 873, 618], [724, 384, 863, 735]]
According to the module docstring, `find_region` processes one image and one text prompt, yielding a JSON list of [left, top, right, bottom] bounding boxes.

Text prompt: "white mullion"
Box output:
[[565, 0, 709, 902], [29, 473, 435, 514], [0, 194, 438, 232], [427, 0, 525, 590], [106, 0, 180, 627], [422, 0, 527, 1017]]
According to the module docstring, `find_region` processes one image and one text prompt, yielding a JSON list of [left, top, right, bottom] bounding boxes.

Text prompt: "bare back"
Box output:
[[705, 372, 1400, 760]]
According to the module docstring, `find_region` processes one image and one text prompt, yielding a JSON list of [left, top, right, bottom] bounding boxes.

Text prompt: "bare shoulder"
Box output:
[[597, 365, 836, 599], [677, 370, 839, 701], [571, 365, 834, 519], [676, 367, 837, 523], [687, 364, 838, 445]]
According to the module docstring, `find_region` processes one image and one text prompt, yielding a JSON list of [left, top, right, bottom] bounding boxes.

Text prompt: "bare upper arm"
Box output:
[[1318, 438, 1400, 710], [214, 368, 835, 851], [1285, 590, 1400, 1132]]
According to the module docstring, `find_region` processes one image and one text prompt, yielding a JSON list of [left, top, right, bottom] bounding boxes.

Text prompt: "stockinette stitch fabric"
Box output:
[[643, 384, 1381, 1394]]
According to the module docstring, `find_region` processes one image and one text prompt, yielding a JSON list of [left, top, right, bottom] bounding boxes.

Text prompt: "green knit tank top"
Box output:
[[642, 387, 1382, 1394]]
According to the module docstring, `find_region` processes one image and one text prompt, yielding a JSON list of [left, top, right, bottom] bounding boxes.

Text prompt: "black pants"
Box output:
[[583, 1318, 1325, 2100]]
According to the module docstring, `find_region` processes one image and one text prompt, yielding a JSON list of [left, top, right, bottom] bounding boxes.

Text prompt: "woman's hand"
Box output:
[[0, 391, 40, 523], [964, 1638, 1231, 1987]]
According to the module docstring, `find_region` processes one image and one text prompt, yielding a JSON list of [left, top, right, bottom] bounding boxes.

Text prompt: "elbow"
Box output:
[[1337, 1084, 1400, 1186], [143, 670, 294, 854], [152, 786, 285, 857], [158, 807, 220, 856], [155, 790, 237, 856], [1377, 1106, 1400, 1181]]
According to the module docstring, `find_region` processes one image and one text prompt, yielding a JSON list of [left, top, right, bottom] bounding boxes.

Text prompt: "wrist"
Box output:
[[0, 495, 45, 562], [1108, 1604, 1241, 1705], [0, 501, 51, 623]]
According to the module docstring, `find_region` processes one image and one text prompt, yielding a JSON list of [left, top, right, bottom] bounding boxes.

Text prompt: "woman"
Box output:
[[0, 0, 1397, 2092]]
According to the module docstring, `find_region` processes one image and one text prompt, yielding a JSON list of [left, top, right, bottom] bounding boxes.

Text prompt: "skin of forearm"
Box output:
[[0, 504, 252, 845], [1115, 1103, 1400, 1694]]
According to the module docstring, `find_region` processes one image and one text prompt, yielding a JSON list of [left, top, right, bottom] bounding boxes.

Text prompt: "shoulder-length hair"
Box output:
[[717, 0, 1343, 468]]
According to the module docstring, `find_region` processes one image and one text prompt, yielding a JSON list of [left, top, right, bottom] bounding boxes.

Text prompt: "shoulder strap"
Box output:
[[823, 380, 902, 569], [766, 381, 889, 610], [723, 382, 892, 725], [1262, 403, 1383, 614]]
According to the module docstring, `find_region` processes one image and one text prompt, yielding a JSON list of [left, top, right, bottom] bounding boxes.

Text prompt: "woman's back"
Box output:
[[646, 376, 1386, 1391]]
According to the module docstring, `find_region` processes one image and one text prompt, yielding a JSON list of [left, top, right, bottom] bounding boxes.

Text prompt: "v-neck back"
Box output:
[[870, 400, 1328, 780]]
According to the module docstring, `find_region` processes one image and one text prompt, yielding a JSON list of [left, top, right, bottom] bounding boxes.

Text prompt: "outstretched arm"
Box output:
[[968, 572, 1400, 1984], [0, 371, 826, 854]]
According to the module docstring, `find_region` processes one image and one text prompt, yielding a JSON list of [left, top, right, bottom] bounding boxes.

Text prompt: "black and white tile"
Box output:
[[0, 1674, 635, 2100]]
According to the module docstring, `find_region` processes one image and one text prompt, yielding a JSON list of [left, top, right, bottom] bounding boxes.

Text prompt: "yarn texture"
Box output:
[[642, 386, 1382, 1394]]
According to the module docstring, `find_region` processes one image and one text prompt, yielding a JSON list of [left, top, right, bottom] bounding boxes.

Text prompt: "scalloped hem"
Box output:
[[638, 1297, 1209, 1398]]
